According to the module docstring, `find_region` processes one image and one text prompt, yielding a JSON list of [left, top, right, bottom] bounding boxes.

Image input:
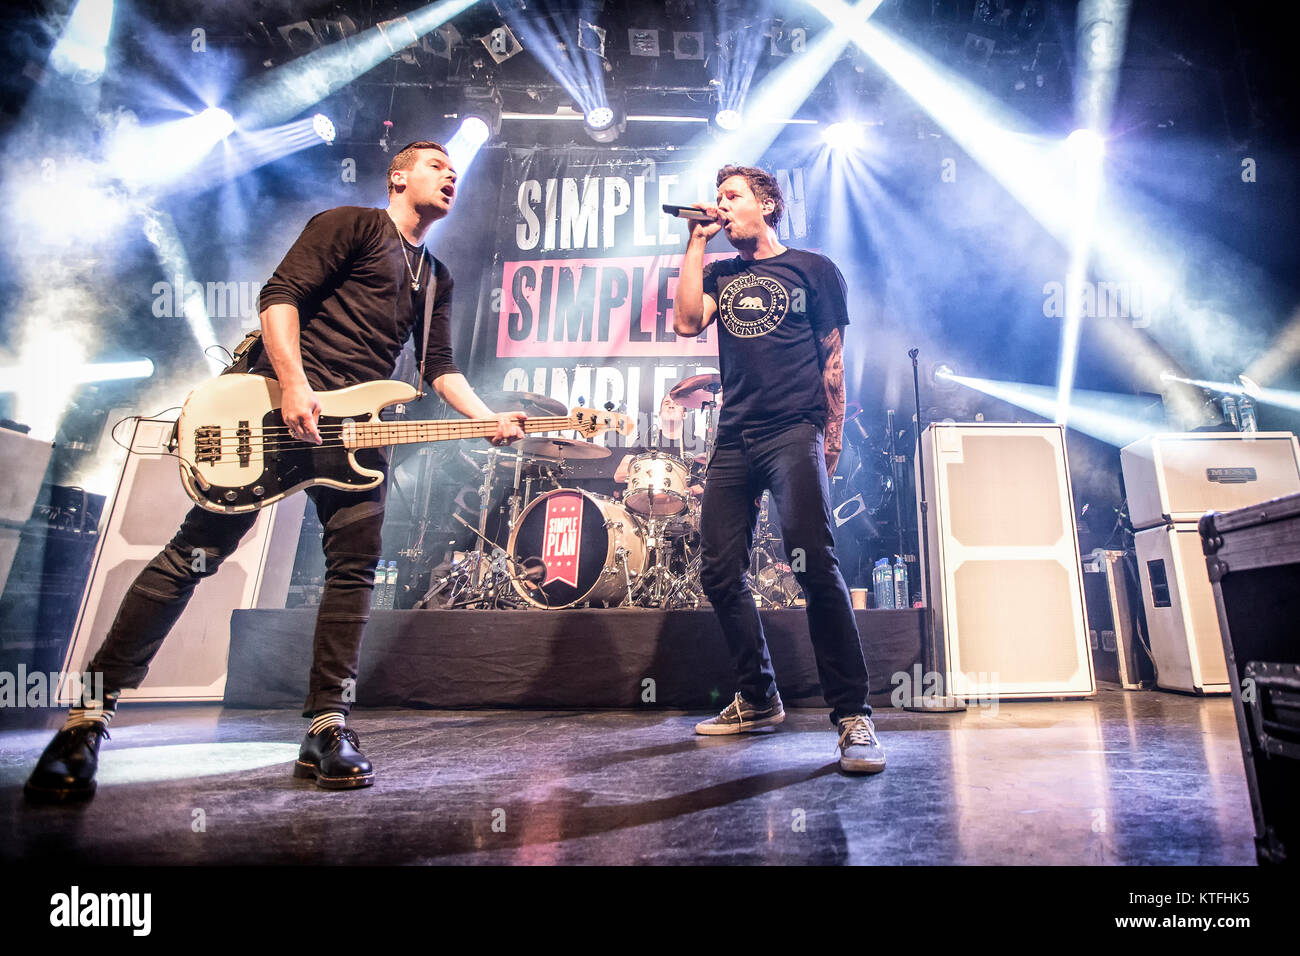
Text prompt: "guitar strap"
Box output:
[[415, 263, 437, 400]]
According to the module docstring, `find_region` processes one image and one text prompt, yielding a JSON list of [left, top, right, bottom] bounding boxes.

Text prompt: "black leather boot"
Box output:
[[24, 723, 110, 803], [294, 725, 374, 790]]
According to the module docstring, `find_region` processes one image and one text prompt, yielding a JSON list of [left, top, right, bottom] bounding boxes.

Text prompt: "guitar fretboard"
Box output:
[[349, 415, 577, 449]]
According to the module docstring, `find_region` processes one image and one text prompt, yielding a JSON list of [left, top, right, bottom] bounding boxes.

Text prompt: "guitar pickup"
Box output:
[[194, 426, 221, 464], [237, 420, 251, 467]]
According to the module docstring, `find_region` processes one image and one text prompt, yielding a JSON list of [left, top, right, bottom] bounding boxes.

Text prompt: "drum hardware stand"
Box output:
[[903, 348, 964, 713], [701, 385, 722, 465], [887, 408, 907, 562], [506, 452, 525, 529], [471, 447, 501, 590], [417, 513, 526, 609]]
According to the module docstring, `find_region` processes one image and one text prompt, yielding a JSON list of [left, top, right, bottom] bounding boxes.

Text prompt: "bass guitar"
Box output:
[[174, 374, 634, 513]]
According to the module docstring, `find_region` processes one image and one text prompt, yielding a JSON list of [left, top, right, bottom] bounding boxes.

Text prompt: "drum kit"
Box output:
[[414, 373, 807, 610]]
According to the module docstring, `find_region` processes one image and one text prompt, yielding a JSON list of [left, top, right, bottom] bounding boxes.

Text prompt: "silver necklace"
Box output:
[[390, 217, 426, 292]]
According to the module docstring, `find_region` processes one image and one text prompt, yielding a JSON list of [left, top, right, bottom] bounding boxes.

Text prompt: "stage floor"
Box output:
[[0, 686, 1256, 865]]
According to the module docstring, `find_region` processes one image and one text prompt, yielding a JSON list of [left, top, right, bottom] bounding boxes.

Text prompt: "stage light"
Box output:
[[584, 103, 625, 144], [312, 112, 336, 144], [277, 20, 322, 55], [628, 28, 660, 57], [460, 88, 503, 137], [1066, 127, 1105, 165], [480, 24, 523, 63], [586, 106, 615, 130], [49, 0, 114, 84], [822, 121, 866, 150], [198, 107, 235, 138], [674, 31, 706, 60], [577, 20, 607, 58], [714, 109, 743, 131], [421, 22, 462, 59]]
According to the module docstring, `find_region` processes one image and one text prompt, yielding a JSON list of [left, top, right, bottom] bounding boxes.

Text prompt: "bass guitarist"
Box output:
[[25, 141, 525, 800]]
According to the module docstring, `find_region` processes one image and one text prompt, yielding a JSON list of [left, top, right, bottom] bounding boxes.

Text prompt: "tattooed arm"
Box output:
[[817, 325, 846, 477]]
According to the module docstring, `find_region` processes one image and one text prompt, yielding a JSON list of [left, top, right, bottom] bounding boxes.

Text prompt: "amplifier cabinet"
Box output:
[[1133, 524, 1230, 694], [917, 423, 1094, 701], [1121, 432, 1300, 531], [60, 418, 304, 702]]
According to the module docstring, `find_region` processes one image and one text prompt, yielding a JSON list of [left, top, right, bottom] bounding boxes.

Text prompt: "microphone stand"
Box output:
[[904, 348, 964, 712]]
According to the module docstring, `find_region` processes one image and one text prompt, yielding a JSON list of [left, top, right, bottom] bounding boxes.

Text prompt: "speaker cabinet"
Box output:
[[1121, 432, 1300, 530], [917, 423, 1094, 700], [1133, 524, 1229, 694], [0, 429, 53, 595], [60, 418, 305, 702]]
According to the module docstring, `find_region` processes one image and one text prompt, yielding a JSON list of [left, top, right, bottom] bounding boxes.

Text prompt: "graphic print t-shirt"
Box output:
[[701, 247, 849, 438]]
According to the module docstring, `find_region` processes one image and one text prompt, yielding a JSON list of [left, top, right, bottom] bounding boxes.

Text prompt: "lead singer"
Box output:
[[673, 165, 884, 773]]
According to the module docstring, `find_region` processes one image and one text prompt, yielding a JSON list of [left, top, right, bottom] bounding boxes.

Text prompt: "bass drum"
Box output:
[[507, 489, 647, 608]]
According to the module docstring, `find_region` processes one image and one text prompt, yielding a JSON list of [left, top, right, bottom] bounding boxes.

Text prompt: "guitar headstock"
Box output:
[[570, 407, 636, 440]]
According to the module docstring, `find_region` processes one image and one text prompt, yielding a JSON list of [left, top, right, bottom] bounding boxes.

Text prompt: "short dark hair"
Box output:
[[716, 164, 784, 228], [387, 141, 448, 195]]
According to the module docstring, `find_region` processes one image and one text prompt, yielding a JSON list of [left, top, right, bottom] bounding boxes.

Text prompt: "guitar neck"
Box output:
[[348, 415, 578, 449]]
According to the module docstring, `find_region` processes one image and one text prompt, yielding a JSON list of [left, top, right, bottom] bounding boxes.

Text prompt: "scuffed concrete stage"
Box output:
[[0, 686, 1255, 865]]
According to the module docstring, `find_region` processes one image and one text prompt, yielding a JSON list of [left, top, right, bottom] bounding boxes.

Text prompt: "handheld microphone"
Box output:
[[662, 204, 714, 221]]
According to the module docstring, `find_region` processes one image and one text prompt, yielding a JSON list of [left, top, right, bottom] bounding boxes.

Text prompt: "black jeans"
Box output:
[[87, 481, 387, 717], [699, 422, 871, 724]]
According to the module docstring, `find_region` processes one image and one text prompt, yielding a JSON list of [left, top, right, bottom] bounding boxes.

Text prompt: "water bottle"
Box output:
[[382, 561, 399, 609], [370, 564, 386, 609], [873, 558, 894, 609], [892, 555, 909, 609], [1220, 394, 1240, 430], [1237, 394, 1257, 433]]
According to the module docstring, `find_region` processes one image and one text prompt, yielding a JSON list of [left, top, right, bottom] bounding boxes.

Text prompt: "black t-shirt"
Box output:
[[254, 205, 459, 391], [701, 247, 849, 438]]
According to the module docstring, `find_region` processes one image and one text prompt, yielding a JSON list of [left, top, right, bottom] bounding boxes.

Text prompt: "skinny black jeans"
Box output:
[[87, 481, 386, 717], [699, 422, 871, 724]]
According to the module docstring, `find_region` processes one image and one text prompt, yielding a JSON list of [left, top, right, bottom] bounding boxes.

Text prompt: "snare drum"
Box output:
[[624, 451, 690, 516], [507, 489, 647, 608]]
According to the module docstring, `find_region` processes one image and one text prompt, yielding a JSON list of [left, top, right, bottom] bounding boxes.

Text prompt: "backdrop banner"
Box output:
[[468, 146, 816, 455]]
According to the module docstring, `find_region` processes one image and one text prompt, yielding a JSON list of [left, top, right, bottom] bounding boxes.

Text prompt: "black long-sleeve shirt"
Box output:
[[254, 205, 459, 391]]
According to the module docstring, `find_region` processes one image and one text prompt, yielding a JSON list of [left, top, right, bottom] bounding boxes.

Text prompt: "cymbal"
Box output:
[[467, 448, 559, 472], [669, 373, 723, 409], [517, 437, 612, 460], [476, 389, 567, 417]]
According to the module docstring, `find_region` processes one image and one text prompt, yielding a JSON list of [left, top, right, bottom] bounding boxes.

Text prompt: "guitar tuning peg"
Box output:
[[604, 401, 615, 412]]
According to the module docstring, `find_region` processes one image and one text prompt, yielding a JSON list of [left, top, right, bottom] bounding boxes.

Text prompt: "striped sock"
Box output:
[[308, 712, 347, 736], [62, 707, 114, 732]]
